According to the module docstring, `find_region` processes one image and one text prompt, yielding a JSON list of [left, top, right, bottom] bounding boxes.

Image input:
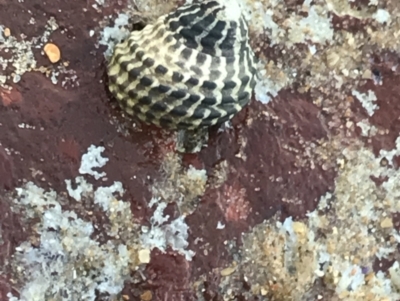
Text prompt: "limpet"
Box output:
[[107, 0, 258, 152]]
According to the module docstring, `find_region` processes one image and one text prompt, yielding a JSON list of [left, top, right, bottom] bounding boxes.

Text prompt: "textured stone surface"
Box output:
[[1, 0, 400, 300]]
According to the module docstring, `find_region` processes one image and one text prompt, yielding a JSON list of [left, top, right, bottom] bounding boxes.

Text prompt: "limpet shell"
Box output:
[[107, 0, 258, 131]]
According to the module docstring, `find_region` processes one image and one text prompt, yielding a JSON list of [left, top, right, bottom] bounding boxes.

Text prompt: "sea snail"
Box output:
[[107, 0, 258, 152]]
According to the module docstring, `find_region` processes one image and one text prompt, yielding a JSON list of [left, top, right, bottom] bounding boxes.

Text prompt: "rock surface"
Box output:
[[1, 0, 400, 300]]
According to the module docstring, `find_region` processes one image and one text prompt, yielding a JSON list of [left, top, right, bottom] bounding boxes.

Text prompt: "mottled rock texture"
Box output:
[[1, 0, 400, 300]]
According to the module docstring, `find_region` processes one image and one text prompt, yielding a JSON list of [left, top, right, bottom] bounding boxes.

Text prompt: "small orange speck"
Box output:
[[44, 43, 61, 63], [4, 28, 11, 37], [140, 290, 152, 301]]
